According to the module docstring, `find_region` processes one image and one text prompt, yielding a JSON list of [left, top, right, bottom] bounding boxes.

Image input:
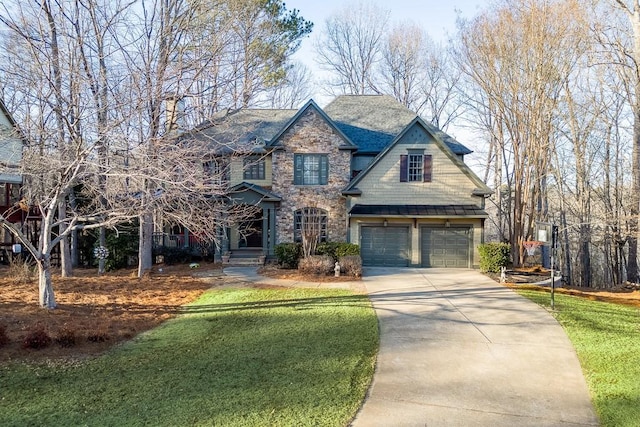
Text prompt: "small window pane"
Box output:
[[0, 184, 7, 206], [294, 154, 328, 185], [408, 154, 423, 182], [243, 156, 265, 180]]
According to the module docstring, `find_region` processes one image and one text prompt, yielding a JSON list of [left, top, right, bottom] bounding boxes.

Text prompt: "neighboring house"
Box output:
[[0, 99, 30, 262], [182, 95, 491, 268]]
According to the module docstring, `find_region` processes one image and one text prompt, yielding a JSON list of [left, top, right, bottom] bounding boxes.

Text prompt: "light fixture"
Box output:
[[383, 219, 388, 227], [445, 220, 450, 228]]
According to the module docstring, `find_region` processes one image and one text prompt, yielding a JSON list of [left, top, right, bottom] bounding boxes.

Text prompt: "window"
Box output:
[[243, 156, 265, 180], [8, 184, 20, 204], [203, 159, 227, 184], [294, 154, 328, 185], [294, 207, 328, 243], [408, 154, 423, 182], [0, 184, 6, 206], [400, 154, 432, 182]]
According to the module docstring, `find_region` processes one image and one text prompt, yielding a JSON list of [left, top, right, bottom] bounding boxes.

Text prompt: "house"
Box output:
[[0, 98, 29, 262], [181, 95, 491, 268]]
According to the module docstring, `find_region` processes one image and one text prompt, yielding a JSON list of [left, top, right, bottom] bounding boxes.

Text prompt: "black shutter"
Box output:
[[423, 155, 432, 182], [294, 154, 303, 184], [320, 155, 328, 184], [400, 155, 408, 182]]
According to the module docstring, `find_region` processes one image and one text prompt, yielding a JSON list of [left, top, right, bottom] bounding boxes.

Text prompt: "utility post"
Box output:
[[550, 224, 558, 310]]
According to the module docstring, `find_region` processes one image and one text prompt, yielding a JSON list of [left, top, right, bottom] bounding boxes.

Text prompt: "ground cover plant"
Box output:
[[0, 284, 378, 426], [514, 286, 640, 427]]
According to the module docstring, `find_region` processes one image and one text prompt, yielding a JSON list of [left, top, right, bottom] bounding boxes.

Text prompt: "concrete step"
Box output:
[[223, 257, 265, 266]]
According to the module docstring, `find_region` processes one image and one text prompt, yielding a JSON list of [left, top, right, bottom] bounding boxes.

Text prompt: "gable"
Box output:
[[325, 94, 472, 156], [268, 100, 356, 150], [344, 120, 490, 205]]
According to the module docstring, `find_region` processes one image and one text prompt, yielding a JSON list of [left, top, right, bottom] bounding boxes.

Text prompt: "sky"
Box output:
[[284, 0, 488, 105]]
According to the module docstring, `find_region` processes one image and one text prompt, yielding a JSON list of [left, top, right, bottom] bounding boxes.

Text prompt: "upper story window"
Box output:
[[243, 156, 265, 180], [0, 183, 20, 207], [294, 154, 328, 185], [400, 152, 432, 183], [203, 158, 228, 184]]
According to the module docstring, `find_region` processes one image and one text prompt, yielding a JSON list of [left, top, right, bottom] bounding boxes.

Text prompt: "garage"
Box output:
[[360, 226, 410, 267], [421, 227, 471, 268]]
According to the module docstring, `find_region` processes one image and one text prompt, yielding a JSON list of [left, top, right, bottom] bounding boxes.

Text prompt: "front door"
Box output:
[[239, 214, 263, 248]]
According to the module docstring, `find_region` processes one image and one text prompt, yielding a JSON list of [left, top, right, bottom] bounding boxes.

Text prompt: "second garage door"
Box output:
[[361, 226, 410, 267], [421, 227, 471, 268]]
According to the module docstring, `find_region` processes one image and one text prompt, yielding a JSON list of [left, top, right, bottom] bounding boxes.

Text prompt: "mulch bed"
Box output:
[[0, 263, 217, 365]]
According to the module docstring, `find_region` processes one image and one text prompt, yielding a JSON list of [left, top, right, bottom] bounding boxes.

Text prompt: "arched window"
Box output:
[[294, 207, 328, 243]]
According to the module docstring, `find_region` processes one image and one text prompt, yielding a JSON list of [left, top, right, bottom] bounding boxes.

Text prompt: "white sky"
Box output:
[[285, 0, 488, 105]]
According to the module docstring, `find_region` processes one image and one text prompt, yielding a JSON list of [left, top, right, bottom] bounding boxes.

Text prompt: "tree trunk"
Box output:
[[58, 201, 73, 277], [98, 226, 107, 275], [138, 211, 154, 277], [38, 255, 56, 309]]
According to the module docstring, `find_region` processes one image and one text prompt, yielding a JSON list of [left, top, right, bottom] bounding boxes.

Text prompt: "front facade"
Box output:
[[188, 95, 491, 268]]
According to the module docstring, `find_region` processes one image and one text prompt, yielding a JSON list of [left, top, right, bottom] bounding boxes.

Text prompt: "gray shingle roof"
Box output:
[[324, 95, 472, 155], [186, 108, 297, 152]]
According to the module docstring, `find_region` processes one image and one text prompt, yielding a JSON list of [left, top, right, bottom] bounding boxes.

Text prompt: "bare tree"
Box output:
[[314, 1, 389, 95], [599, 0, 640, 282], [266, 61, 314, 109], [456, 0, 587, 265]]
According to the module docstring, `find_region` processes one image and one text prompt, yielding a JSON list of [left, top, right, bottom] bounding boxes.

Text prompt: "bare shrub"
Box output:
[[339, 255, 362, 277], [7, 256, 36, 284], [23, 326, 52, 349], [0, 324, 9, 348], [55, 326, 78, 347], [298, 255, 334, 275]]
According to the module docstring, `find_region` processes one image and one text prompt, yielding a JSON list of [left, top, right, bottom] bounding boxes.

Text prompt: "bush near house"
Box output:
[[274, 243, 302, 269], [317, 242, 360, 260], [298, 255, 334, 275], [478, 242, 511, 273], [339, 255, 362, 277]]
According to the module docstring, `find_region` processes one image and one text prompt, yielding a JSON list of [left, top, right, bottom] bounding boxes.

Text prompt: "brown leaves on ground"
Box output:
[[0, 263, 219, 365]]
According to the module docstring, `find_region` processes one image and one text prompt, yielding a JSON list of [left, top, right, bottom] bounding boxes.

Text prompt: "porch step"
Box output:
[[223, 255, 265, 266]]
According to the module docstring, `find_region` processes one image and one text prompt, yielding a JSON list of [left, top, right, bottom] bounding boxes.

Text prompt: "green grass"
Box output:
[[0, 287, 378, 426], [516, 289, 640, 427]]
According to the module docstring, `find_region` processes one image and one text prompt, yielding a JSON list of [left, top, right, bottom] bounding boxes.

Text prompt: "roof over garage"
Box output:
[[349, 204, 488, 218]]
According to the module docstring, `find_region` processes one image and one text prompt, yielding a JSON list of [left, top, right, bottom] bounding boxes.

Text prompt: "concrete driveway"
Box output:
[[351, 268, 599, 426]]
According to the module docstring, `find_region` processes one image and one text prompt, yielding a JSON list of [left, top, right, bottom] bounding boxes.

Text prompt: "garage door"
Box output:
[[421, 227, 470, 268], [361, 226, 410, 267]]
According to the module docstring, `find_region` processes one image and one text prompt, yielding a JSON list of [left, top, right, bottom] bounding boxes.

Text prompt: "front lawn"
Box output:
[[0, 287, 378, 426], [516, 288, 640, 427]]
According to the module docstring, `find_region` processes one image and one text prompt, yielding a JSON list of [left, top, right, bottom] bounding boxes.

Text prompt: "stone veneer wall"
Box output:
[[272, 108, 351, 243]]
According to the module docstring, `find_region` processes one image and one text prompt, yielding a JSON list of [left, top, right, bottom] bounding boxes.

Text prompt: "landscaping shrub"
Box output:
[[335, 243, 360, 257], [104, 230, 139, 271], [274, 243, 302, 269], [478, 242, 511, 273], [23, 326, 52, 350], [317, 242, 360, 260], [55, 326, 78, 348], [298, 255, 334, 275], [0, 324, 9, 348], [338, 255, 362, 277], [87, 329, 110, 343], [316, 242, 340, 259], [7, 256, 36, 284]]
